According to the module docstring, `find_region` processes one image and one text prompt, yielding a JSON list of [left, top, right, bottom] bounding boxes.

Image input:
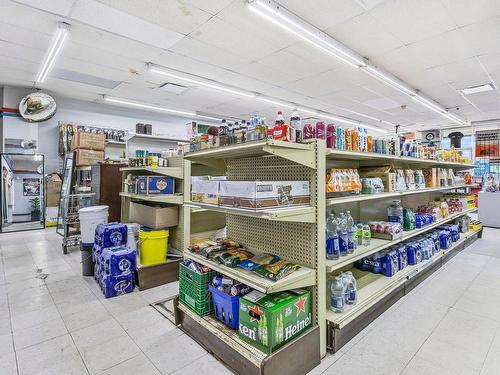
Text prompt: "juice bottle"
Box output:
[[303, 123, 315, 139], [351, 128, 358, 152], [367, 135, 373, 153], [316, 122, 325, 139], [326, 123, 336, 148], [345, 129, 352, 151]]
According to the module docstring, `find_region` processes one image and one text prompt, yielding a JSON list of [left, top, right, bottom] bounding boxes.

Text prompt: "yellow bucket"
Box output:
[[139, 228, 169, 266]]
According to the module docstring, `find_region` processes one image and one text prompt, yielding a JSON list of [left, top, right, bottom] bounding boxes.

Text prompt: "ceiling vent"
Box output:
[[460, 83, 495, 95], [158, 82, 188, 94], [51, 68, 122, 89]]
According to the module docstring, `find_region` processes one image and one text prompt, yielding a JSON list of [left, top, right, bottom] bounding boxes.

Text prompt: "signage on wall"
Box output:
[[18, 92, 57, 122], [23, 178, 41, 196], [476, 130, 499, 158]]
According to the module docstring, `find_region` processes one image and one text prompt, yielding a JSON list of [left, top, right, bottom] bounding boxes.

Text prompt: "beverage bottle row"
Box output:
[[326, 211, 371, 260], [330, 271, 357, 313]]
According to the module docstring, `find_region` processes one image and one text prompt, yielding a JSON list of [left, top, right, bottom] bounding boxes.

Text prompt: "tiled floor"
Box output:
[[0, 228, 499, 374]]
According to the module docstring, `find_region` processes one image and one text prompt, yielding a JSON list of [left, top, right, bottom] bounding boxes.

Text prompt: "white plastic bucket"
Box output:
[[123, 223, 140, 252], [79, 206, 109, 245]]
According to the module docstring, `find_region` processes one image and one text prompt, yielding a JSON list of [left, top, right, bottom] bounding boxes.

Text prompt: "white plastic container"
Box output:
[[123, 222, 140, 252], [79, 206, 109, 245]]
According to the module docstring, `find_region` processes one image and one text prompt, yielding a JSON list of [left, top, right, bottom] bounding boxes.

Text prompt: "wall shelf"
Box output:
[[119, 192, 183, 205], [120, 166, 184, 179]]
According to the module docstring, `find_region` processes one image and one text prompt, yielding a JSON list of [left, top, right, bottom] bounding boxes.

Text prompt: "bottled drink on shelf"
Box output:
[[357, 223, 363, 246], [316, 121, 325, 139], [388, 200, 403, 224], [290, 109, 302, 142], [346, 211, 356, 253], [330, 276, 345, 313], [326, 123, 336, 148], [303, 123, 315, 140], [343, 271, 357, 305], [326, 213, 340, 260], [362, 223, 371, 247], [338, 212, 348, 256]]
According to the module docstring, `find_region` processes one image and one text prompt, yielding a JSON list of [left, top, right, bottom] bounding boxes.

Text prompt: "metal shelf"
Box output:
[[184, 251, 316, 294], [119, 192, 183, 205], [184, 139, 317, 168], [120, 166, 183, 179], [326, 184, 477, 206], [184, 201, 316, 223], [325, 207, 478, 272], [326, 149, 474, 169], [325, 229, 481, 328], [127, 133, 188, 143]]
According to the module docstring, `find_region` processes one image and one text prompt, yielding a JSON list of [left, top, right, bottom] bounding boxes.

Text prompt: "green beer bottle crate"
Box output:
[[238, 289, 312, 354], [179, 262, 215, 316]]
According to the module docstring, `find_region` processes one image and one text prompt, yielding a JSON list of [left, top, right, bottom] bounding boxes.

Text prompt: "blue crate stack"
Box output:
[[93, 223, 137, 298]]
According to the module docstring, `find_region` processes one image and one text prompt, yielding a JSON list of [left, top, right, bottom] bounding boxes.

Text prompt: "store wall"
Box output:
[[1, 86, 190, 173], [0, 87, 3, 152], [12, 172, 42, 220]]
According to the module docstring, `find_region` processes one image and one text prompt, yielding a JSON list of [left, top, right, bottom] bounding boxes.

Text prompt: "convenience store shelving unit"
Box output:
[[119, 156, 186, 290], [175, 138, 479, 372]]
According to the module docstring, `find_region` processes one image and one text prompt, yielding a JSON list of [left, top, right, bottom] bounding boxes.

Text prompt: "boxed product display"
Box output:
[[369, 221, 403, 240], [95, 223, 128, 248], [191, 179, 220, 204], [359, 166, 397, 192], [219, 181, 310, 209], [136, 176, 175, 195], [71, 131, 106, 151], [129, 202, 179, 229], [326, 169, 361, 195], [74, 149, 105, 166], [238, 289, 312, 354]]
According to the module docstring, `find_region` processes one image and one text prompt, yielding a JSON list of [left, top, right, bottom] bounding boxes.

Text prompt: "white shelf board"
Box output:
[[184, 251, 316, 294], [326, 184, 477, 206], [184, 139, 316, 168], [106, 140, 126, 146], [120, 166, 183, 179], [127, 133, 188, 143], [119, 192, 183, 205], [325, 207, 478, 272], [184, 201, 316, 223], [326, 229, 481, 328]]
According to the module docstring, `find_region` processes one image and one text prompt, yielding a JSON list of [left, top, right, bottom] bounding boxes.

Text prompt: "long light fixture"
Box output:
[[148, 63, 389, 133], [36, 22, 71, 84], [104, 96, 197, 117], [246, 0, 468, 126], [147, 63, 255, 98]]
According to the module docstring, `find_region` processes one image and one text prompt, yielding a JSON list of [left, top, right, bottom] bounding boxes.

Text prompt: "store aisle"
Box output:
[[313, 227, 500, 375], [0, 228, 231, 375], [1, 228, 500, 375]]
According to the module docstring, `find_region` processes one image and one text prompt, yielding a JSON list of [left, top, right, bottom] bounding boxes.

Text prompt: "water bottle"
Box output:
[[326, 214, 340, 260], [346, 211, 356, 254], [388, 200, 403, 224], [338, 213, 348, 256], [357, 223, 363, 246], [362, 223, 371, 247], [344, 271, 357, 305], [330, 276, 345, 313]]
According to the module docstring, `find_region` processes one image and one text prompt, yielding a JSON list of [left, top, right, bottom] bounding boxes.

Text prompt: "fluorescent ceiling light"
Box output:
[[148, 64, 255, 98], [297, 107, 319, 115], [196, 114, 222, 121], [247, 0, 365, 68], [246, 0, 468, 125], [36, 22, 70, 84], [460, 83, 494, 95], [103, 96, 196, 117], [256, 97, 295, 109]]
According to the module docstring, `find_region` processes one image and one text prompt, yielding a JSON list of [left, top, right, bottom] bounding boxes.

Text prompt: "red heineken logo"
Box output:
[[249, 305, 263, 322], [294, 296, 307, 316]]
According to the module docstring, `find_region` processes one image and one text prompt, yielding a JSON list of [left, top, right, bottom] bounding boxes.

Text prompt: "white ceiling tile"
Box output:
[[371, 45, 431, 78], [169, 37, 248, 71], [369, 0, 457, 44], [235, 62, 297, 86], [326, 12, 404, 58], [441, 0, 500, 27], [95, 0, 212, 35], [460, 16, 500, 57], [283, 70, 357, 97], [70, 0, 184, 49], [215, 70, 275, 93], [57, 55, 132, 82], [0, 40, 45, 65], [278, 0, 366, 30], [184, 0, 233, 15], [0, 1, 60, 34], [11, 0, 75, 16]]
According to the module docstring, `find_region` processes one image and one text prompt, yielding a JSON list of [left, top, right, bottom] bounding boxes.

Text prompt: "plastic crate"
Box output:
[[178, 263, 214, 316], [209, 285, 240, 329]]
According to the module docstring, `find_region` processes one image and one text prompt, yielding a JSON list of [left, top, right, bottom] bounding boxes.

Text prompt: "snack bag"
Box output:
[[253, 259, 301, 281], [215, 249, 254, 267], [238, 253, 280, 271]]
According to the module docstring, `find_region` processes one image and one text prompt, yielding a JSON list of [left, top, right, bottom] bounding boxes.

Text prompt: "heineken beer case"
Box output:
[[238, 289, 311, 354]]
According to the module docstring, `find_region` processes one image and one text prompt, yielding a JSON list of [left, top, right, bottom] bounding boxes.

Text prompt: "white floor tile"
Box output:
[[13, 316, 68, 350], [97, 353, 160, 375]]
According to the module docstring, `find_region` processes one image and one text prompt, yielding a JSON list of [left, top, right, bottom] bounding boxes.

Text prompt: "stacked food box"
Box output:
[[72, 131, 106, 166]]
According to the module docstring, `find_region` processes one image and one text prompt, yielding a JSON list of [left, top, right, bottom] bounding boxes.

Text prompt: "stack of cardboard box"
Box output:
[[72, 132, 105, 166]]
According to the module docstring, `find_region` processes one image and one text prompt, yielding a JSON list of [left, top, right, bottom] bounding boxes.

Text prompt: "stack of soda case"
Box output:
[[93, 223, 136, 298], [357, 225, 461, 277]]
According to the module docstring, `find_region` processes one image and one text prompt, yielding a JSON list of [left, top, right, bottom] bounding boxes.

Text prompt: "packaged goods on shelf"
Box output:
[[179, 260, 215, 316], [369, 221, 403, 241], [359, 166, 397, 192], [326, 211, 364, 260], [136, 176, 175, 195], [330, 271, 357, 313], [395, 169, 406, 190], [455, 215, 471, 233], [326, 169, 361, 196], [219, 181, 310, 210], [414, 170, 426, 189], [191, 179, 220, 204], [361, 177, 385, 194], [74, 149, 105, 166], [400, 139, 424, 159], [404, 169, 416, 190], [238, 289, 312, 354], [469, 220, 483, 232], [71, 131, 106, 151], [482, 173, 500, 192]]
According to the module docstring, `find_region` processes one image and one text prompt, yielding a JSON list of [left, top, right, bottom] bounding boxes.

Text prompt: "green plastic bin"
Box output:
[[179, 262, 214, 316]]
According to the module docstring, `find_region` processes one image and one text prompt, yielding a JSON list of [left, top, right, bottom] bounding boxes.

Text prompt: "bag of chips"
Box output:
[[215, 249, 254, 267], [238, 253, 281, 271], [199, 244, 227, 258], [253, 259, 301, 281]]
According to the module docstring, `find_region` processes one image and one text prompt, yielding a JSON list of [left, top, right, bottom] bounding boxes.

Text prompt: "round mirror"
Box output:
[[19, 92, 57, 122]]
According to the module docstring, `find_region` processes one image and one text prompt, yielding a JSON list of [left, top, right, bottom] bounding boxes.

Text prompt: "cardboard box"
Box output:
[[191, 180, 219, 204], [46, 175, 62, 207], [71, 132, 106, 151], [129, 202, 179, 229], [238, 289, 312, 354], [74, 149, 104, 166], [359, 166, 397, 192], [219, 181, 310, 210], [136, 176, 175, 195]]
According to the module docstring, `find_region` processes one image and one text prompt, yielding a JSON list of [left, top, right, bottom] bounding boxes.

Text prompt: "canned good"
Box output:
[[212, 275, 234, 288], [230, 284, 252, 296]]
